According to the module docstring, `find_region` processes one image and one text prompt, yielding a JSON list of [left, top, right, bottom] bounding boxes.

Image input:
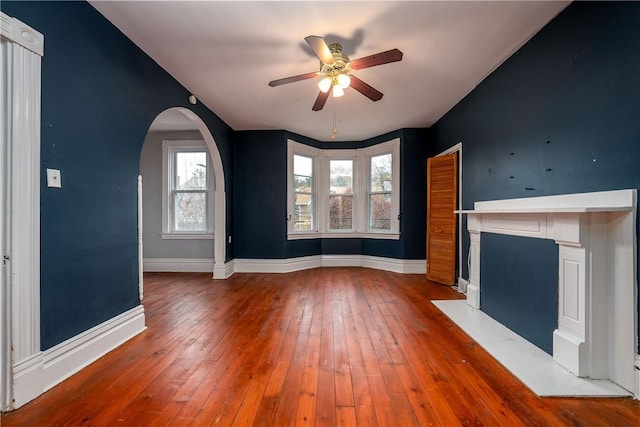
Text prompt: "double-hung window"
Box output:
[[368, 153, 393, 231], [287, 139, 400, 239], [162, 140, 214, 239], [327, 155, 356, 232], [292, 154, 315, 232]]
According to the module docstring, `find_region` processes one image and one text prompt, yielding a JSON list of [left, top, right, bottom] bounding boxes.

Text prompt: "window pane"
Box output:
[[294, 175, 312, 193], [329, 160, 353, 195], [294, 155, 313, 177], [369, 193, 391, 230], [174, 192, 207, 231], [294, 193, 313, 231], [329, 195, 353, 229], [175, 152, 207, 190], [294, 155, 313, 193], [370, 154, 392, 192]]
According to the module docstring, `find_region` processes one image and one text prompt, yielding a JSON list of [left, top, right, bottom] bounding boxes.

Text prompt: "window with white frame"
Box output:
[[328, 158, 355, 231], [368, 153, 393, 230], [287, 139, 400, 239], [292, 154, 315, 231], [162, 140, 214, 239]]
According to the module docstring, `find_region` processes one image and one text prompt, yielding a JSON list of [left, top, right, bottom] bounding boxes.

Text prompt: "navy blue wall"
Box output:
[[431, 2, 640, 351], [233, 128, 430, 260], [481, 235, 558, 354], [2, 2, 234, 349]]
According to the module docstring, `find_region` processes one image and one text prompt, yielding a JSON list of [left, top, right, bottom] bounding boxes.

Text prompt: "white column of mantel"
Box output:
[[553, 244, 589, 376], [551, 213, 589, 376], [551, 212, 609, 378], [466, 214, 481, 309]]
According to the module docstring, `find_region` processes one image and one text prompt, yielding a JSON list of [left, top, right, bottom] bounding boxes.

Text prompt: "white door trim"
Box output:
[[0, 12, 44, 411], [436, 142, 464, 290]]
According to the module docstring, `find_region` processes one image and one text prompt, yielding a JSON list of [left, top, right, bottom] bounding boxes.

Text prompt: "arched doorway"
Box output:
[[139, 108, 226, 283]]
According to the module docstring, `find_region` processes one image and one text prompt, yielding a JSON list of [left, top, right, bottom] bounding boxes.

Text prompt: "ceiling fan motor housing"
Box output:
[[321, 43, 351, 78]]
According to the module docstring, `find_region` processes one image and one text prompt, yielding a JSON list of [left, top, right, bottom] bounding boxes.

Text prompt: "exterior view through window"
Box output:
[[161, 139, 214, 238], [369, 154, 392, 230], [173, 151, 209, 231], [329, 160, 353, 230], [287, 139, 399, 239], [293, 154, 314, 231]]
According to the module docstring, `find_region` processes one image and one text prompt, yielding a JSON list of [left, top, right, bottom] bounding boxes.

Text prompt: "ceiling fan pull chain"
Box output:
[[331, 101, 337, 140]]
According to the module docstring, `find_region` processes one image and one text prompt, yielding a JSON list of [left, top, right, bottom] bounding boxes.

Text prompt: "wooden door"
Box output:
[[426, 153, 458, 285]]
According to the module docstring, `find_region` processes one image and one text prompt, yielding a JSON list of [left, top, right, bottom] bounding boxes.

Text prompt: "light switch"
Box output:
[[46, 168, 62, 188]]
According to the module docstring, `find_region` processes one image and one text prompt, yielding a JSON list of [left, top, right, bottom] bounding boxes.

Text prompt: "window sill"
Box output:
[[287, 231, 400, 241], [161, 233, 214, 240]]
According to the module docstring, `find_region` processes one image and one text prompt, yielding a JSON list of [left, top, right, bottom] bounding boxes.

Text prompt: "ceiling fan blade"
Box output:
[[305, 35, 335, 64], [268, 71, 318, 87], [350, 48, 403, 71], [312, 90, 330, 111], [349, 76, 383, 101]]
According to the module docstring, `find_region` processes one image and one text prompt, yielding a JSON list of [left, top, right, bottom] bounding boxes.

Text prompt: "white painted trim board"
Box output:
[[12, 305, 146, 409], [144, 258, 214, 272], [231, 255, 426, 275]]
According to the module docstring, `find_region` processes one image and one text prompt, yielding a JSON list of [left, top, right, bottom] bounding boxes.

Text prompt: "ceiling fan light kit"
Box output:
[[268, 35, 403, 111], [318, 77, 332, 93], [318, 74, 351, 94]]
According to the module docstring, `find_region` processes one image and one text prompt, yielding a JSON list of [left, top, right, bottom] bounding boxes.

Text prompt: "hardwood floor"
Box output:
[[2, 269, 638, 426]]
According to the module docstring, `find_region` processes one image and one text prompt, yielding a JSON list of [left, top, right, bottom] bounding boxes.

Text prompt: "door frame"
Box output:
[[1, 12, 44, 411], [435, 142, 463, 289]]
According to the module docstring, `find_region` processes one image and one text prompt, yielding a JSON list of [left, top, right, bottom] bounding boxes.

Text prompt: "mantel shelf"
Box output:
[[455, 206, 633, 214]]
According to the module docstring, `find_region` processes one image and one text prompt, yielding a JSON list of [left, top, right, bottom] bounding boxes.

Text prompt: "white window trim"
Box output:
[[287, 142, 320, 233], [161, 140, 214, 240], [324, 150, 359, 233], [287, 139, 400, 240]]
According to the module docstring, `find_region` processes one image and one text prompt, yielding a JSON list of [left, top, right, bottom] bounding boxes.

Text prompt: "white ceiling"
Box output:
[[90, 1, 569, 141]]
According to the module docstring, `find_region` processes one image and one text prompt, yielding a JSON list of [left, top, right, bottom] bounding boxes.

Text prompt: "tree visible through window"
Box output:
[[369, 154, 392, 230], [173, 151, 208, 231], [162, 140, 214, 238], [329, 160, 353, 230], [287, 139, 399, 239]]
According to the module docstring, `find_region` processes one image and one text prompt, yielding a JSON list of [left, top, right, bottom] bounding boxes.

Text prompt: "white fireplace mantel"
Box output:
[[457, 189, 637, 395]]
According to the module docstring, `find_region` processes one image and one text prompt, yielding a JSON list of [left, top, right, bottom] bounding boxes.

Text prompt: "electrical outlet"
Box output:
[[46, 168, 62, 188]]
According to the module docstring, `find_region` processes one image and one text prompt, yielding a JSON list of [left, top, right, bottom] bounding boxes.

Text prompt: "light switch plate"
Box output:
[[46, 168, 61, 188]]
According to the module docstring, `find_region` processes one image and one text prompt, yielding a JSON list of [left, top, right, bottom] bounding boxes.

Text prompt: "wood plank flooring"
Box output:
[[2, 268, 638, 426]]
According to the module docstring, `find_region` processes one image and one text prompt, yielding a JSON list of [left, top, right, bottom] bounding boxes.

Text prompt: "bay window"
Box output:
[[287, 139, 399, 239]]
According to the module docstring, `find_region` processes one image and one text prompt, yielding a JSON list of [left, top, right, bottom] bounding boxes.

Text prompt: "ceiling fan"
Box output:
[[268, 36, 403, 111]]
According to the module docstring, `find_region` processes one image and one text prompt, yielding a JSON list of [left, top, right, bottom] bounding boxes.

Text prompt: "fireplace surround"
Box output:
[[458, 189, 637, 394]]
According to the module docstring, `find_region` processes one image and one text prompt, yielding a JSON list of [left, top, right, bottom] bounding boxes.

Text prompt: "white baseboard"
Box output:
[[12, 352, 44, 410], [12, 305, 146, 409], [233, 255, 322, 273], [155, 256, 425, 277], [457, 277, 469, 294], [213, 260, 235, 279], [232, 255, 426, 275], [144, 258, 214, 272]]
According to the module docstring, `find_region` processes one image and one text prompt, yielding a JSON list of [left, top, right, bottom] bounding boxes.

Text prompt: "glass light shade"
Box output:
[[337, 74, 351, 89], [332, 85, 344, 98], [318, 77, 332, 93]]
